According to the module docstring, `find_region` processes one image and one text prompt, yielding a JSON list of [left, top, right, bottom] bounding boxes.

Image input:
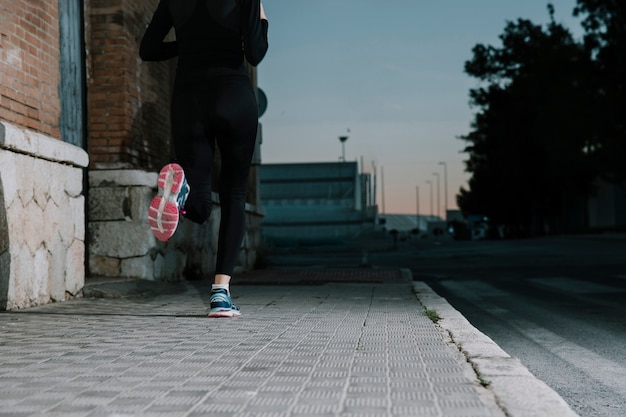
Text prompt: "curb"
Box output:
[[406, 270, 580, 417]]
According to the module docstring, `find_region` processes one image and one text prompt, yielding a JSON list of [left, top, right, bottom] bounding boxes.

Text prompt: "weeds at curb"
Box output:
[[424, 308, 441, 323], [478, 376, 491, 387]]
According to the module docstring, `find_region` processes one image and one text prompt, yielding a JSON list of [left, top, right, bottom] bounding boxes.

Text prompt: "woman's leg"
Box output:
[[170, 89, 215, 224], [209, 74, 258, 317], [214, 75, 258, 277]]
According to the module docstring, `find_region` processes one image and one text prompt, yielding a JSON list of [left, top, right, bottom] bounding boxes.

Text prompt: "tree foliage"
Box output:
[[458, 2, 624, 236], [575, 0, 626, 181]]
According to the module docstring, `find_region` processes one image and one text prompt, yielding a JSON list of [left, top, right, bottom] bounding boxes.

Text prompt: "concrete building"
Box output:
[[259, 162, 377, 245], [588, 180, 626, 231], [0, 0, 264, 310]]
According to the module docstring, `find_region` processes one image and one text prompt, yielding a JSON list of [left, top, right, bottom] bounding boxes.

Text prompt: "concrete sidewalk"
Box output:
[[0, 269, 578, 417]]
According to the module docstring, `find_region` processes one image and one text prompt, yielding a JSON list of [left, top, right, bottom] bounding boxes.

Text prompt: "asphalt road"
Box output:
[[265, 234, 626, 417]]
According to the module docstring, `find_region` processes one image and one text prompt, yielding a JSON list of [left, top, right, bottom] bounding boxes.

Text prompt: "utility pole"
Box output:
[[426, 180, 433, 219], [381, 166, 386, 215], [432, 172, 440, 219], [415, 185, 420, 230], [439, 161, 448, 220], [371, 161, 377, 208]]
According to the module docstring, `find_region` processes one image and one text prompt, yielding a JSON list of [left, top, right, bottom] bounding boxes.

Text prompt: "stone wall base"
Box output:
[[88, 170, 264, 281], [0, 122, 89, 310]]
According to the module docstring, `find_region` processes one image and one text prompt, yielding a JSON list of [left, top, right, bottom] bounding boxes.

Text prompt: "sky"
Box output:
[[257, 0, 583, 215]]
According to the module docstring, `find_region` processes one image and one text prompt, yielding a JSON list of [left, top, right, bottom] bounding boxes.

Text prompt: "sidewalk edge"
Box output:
[[403, 269, 581, 417]]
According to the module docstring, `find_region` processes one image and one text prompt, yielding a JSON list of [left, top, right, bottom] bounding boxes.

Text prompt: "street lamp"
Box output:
[[432, 172, 440, 219], [426, 180, 433, 219], [415, 185, 420, 230], [338, 135, 348, 162], [371, 161, 377, 209], [438, 161, 448, 219], [381, 166, 386, 215]]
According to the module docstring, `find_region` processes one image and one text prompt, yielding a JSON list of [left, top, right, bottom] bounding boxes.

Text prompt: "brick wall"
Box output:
[[86, 0, 172, 170], [85, 0, 261, 202], [0, 0, 61, 138]]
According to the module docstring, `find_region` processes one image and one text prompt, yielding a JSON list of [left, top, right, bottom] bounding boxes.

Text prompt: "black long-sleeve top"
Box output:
[[140, 0, 268, 69]]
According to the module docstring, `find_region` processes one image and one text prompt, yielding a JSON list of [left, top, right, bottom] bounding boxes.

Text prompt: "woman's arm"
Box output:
[[139, 0, 178, 61], [260, 2, 267, 20], [241, 0, 269, 67]]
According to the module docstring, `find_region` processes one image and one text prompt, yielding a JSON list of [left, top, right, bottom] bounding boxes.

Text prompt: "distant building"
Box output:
[[379, 214, 431, 233], [588, 180, 626, 231], [259, 162, 377, 245]]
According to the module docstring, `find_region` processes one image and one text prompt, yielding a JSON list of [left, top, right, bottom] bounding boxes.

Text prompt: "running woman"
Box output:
[[140, 0, 269, 317]]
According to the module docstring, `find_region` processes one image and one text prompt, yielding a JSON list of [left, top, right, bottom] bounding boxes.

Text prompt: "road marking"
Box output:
[[508, 318, 626, 398], [441, 280, 510, 299], [528, 277, 626, 294], [439, 280, 626, 398]]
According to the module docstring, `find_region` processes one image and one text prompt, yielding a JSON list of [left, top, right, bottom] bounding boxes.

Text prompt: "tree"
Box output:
[[459, 7, 595, 236], [574, 0, 626, 183]]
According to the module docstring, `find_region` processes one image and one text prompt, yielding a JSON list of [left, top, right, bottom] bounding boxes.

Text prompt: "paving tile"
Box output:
[[0, 278, 496, 417]]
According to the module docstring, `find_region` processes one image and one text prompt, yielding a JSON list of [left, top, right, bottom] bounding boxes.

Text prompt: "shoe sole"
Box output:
[[148, 163, 185, 242], [208, 310, 241, 318]]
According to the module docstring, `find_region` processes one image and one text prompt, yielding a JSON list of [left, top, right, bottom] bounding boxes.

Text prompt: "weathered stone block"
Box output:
[[89, 255, 121, 276], [65, 239, 85, 297], [0, 208, 8, 255], [48, 163, 68, 205], [72, 196, 85, 241], [129, 186, 153, 223], [48, 239, 68, 302], [65, 166, 84, 198], [33, 184, 50, 212], [33, 246, 51, 301], [8, 244, 41, 308], [89, 187, 129, 221], [153, 252, 165, 282], [121, 256, 154, 279], [42, 198, 66, 243], [0, 153, 18, 205], [89, 170, 157, 188], [19, 200, 45, 255], [1, 122, 88, 310], [85, 169, 260, 282], [89, 221, 155, 258], [15, 156, 35, 207], [0, 252, 10, 309]]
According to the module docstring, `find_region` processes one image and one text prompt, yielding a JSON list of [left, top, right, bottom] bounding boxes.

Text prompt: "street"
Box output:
[[266, 234, 626, 417]]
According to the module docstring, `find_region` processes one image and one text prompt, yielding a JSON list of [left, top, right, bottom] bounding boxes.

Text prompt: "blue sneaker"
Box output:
[[209, 289, 241, 318], [148, 163, 190, 242]]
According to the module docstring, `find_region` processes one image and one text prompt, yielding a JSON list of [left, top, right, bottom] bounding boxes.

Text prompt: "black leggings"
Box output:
[[171, 68, 258, 276]]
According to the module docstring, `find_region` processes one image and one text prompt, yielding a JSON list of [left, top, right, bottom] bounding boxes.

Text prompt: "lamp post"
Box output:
[[338, 136, 348, 162], [426, 180, 433, 219], [371, 161, 377, 209], [381, 166, 386, 215], [438, 161, 448, 220], [415, 185, 420, 230], [432, 172, 440, 219]]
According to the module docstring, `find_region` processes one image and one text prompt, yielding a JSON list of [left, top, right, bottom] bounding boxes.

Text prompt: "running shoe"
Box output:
[[208, 289, 241, 318], [148, 163, 190, 242]]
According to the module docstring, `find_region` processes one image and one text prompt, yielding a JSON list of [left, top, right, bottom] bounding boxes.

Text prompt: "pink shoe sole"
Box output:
[[208, 311, 242, 318], [148, 163, 186, 242]]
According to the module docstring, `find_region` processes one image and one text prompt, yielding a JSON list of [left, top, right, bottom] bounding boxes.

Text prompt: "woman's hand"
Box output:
[[260, 2, 267, 20]]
